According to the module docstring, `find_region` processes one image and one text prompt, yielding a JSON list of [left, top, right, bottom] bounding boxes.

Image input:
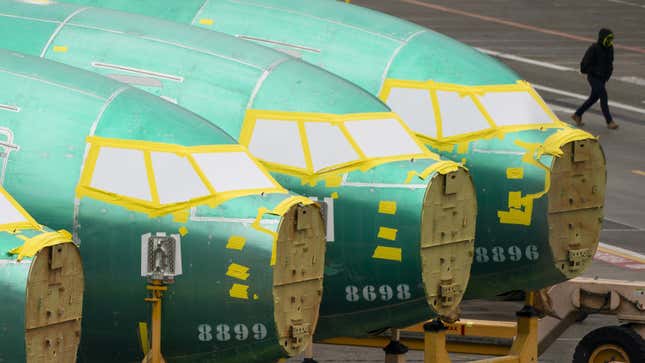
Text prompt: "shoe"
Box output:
[[571, 114, 584, 126], [607, 121, 619, 129]]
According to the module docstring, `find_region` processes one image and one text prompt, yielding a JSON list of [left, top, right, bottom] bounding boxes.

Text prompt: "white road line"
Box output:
[[608, 0, 645, 8], [533, 84, 645, 115], [546, 103, 575, 114], [477, 47, 645, 87], [476, 48, 574, 71], [599, 242, 645, 262]]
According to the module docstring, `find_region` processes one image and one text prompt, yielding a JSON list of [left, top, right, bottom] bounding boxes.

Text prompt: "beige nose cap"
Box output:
[[548, 139, 606, 278], [272, 203, 326, 356], [420, 168, 477, 316], [25, 243, 84, 363]]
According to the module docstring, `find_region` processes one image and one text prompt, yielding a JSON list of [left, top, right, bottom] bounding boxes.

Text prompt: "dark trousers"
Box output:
[[575, 75, 613, 123]]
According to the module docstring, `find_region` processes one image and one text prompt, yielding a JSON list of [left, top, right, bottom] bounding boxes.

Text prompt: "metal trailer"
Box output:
[[317, 277, 645, 363]]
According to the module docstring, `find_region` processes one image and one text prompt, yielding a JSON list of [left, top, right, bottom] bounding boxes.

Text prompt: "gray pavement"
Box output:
[[288, 1, 645, 362]]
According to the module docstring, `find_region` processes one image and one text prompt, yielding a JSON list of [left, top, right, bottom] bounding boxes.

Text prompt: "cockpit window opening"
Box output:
[[77, 136, 285, 216], [0, 187, 39, 231], [239, 111, 435, 179], [379, 79, 563, 141]]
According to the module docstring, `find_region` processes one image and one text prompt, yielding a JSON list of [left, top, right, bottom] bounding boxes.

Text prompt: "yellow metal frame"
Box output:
[[0, 186, 41, 232], [239, 110, 442, 185], [76, 136, 286, 218], [378, 79, 569, 150]]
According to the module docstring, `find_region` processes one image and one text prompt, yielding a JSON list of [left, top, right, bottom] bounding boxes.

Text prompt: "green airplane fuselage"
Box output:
[[0, 49, 326, 362], [0, 0, 478, 338], [59, 0, 606, 298]]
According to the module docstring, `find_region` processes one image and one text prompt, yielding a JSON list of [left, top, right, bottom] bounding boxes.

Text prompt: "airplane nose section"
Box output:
[[272, 202, 326, 355], [548, 137, 606, 278], [419, 167, 477, 317]]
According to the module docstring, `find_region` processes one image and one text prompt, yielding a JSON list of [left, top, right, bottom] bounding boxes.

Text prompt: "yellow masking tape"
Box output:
[[377, 227, 398, 241], [378, 201, 397, 215], [226, 263, 250, 280], [229, 283, 249, 299], [178, 226, 188, 236], [506, 167, 524, 179], [325, 175, 343, 187], [372, 246, 402, 262], [53, 45, 68, 53], [226, 236, 246, 250], [9, 230, 73, 261], [199, 18, 214, 25], [404, 160, 460, 184], [172, 209, 189, 223], [331, 192, 339, 199], [251, 196, 315, 265]]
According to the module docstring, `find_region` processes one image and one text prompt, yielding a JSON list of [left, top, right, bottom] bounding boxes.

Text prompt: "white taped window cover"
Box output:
[[0, 192, 27, 225], [345, 119, 423, 158], [305, 122, 359, 171], [193, 152, 276, 192], [478, 91, 552, 126], [248, 119, 306, 168], [437, 91, 491, 137], [91, 147, 152, 201], [151, 152, 209, 204], [385, 88, 438, 137]]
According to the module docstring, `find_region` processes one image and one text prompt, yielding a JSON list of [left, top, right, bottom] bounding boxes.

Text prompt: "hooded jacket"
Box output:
[[580, 28, 614, 81]]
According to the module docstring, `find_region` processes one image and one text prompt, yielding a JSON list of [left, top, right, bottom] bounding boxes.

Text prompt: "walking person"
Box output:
[[571, 28, 619, 130]]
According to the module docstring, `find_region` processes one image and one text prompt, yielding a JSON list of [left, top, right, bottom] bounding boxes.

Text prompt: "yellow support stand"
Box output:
[[142, 281, 168, 363], [424, 292, 540, 363]]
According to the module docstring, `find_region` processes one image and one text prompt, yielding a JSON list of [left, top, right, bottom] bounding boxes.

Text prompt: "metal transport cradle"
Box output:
[[0, 186, 83, 363], [66, 0, 607, 301], [0, 49, 326, 363], [0, 0, 479, 340]]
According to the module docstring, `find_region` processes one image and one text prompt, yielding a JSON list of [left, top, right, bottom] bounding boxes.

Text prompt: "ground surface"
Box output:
[[288, 0, 645, 362]]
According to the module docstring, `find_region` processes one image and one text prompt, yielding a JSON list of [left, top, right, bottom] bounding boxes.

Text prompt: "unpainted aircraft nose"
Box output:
[[419, 167, 477, 317], [548, 139, 606, 278], [272, 203, 326, 356]]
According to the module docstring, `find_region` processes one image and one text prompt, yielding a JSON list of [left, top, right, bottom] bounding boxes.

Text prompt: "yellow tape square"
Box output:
[[178, 226, 188, 236], [506, 167, 524, 179], [226, 263, 250, 280], [378, 201, 397, 215], [199, 18, 214, 25], [226, 236, 246, 250], [52, 45, 68, 53], [372, 246, 402, 262], [229, 283, 249, 299], [331, 192, 339, 199], [377, 226, 397, 241]]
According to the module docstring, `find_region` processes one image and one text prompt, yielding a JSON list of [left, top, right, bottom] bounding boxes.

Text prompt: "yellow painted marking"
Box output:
[[506, 167, 524, 179], [378, 201, 397, 215], [199, 18, 214, 25], [331, 192, 339, 199], [372, 246, 402, 262], [253, 294, 259, 300], [377, 226, 398, 241], [229, 283, 249, 299], [53, 45, 68, 53], [226, 263, 250, 280], [138, 322, 150, 355], [632, 169, 645, 176], [16, 234, 28, 241], [178, 226, 188, 236], [226, 236, 246, 250]]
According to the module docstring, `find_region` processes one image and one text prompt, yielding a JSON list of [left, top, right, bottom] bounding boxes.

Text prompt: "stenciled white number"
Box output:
[[198, 323, 267, 342], [474, 245, 540, 263], [345, 284, 411, 303]]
